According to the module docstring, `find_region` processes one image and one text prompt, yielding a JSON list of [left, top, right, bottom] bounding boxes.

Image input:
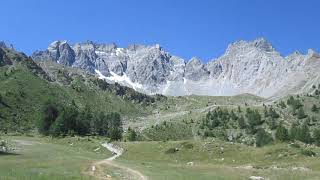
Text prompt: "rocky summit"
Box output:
[[32, 38, 320, 98]]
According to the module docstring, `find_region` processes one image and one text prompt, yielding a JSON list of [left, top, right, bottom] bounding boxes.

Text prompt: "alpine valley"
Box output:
[[2, 38, 320, 180]]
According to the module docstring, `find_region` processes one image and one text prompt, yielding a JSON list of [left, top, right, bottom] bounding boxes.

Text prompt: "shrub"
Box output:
[[181, 142, 194, 149], [165, 148, 178, 154], [301, 149, 316, 157], [289, 143, 301, 148], [0, 139, 9, 153]]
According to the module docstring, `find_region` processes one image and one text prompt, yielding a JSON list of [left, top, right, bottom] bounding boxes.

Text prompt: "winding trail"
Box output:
[[90, 143, 147, 180]]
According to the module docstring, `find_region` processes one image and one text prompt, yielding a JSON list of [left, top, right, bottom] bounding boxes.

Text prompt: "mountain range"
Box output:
[[31, 38, 320, 98]]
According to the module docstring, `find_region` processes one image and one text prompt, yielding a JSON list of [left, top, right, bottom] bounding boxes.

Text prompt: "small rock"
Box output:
[[187, 162, 194, 166], [249, 176, 266, 180]]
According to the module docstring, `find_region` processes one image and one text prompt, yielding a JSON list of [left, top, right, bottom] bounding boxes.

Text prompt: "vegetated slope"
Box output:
[[139, 87, 320, 146], [130, 94, 265, 141], [0, 46, 159, 133]]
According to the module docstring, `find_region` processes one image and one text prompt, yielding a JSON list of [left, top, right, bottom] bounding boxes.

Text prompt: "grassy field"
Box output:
[[0, 135, 112, 180], [114, 140, 320, 180], [2, 136, 320, 180]]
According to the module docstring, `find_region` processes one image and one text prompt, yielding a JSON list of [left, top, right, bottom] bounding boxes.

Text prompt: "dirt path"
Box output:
[[90, 143, 147, 180]]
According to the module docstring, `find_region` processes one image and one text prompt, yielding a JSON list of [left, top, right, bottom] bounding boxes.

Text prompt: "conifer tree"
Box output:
[[275, 122, 289, 142]]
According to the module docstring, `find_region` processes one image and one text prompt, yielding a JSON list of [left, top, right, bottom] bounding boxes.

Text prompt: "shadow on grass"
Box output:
[[0, 151, 20, 156]]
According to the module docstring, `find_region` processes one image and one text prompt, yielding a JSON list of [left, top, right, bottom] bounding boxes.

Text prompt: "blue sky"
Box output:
[[1, 0, 319, 61]]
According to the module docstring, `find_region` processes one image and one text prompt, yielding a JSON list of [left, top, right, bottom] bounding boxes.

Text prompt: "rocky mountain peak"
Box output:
[[32, 38, 320, 98], [307, 49, 320, 58], [226, 38, 274, 56], [188, 57, 202, 65], [252, 38, 274, 52], [0, 41, 14, 50], [0, 41, 7, 49]]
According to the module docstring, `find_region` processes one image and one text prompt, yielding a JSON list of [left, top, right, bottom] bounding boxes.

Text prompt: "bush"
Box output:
[[301, 149, 316, 157], [0, 139, 9, 153], [165, 147, 179, 154], [181, 142, 194, 149], [289, 143, 301, 148]]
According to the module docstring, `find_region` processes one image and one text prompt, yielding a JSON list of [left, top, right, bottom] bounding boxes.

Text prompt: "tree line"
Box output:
[[37, 100, 122, 140]]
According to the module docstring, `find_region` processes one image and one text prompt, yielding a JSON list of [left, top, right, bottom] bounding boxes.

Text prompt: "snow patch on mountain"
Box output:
[[95, 69, 143, 90]]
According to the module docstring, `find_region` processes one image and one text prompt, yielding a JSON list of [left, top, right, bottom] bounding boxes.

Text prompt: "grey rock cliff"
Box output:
[[32, 38, 320, 98]]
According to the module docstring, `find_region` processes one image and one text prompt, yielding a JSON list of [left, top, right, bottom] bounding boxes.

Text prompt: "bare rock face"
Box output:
[[32, 38, 320, 98], [185, 57, 209, 81]]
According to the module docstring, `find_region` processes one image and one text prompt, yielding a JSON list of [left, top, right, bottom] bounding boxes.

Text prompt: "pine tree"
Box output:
[[237, 115, 246, 129], [108, 112, 122, 141], [289, 122, 299, 141], [275, 122, 289, 142], [127, 127, 137, 141], [298, 121, 312, 144], [313, 128, 320, 146], [246, 108, 262, 133], [279, 101, 287, 108], [297, 108, 307, 119], [255, 129, 273, 147], [269, 108, 280, 119], [311, 104, 319, 113], [38, 100, 59, 135], [237, 106, 242, 113]]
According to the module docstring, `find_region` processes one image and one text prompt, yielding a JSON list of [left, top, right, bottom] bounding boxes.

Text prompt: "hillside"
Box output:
[[0, 46, 158, 133]]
